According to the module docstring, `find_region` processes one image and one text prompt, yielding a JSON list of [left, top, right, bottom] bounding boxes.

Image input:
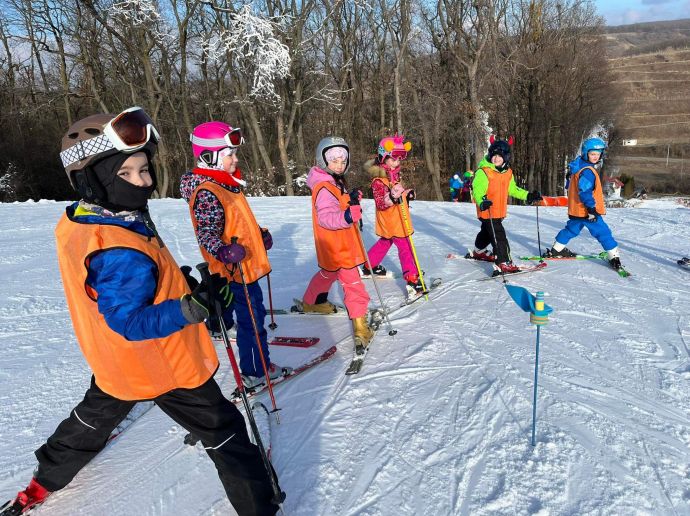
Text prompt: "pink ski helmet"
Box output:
[[377, 135, 412, 163], [190, 121, 244, 168]]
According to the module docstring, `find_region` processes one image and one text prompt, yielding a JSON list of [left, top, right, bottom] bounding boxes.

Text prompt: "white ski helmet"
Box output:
[[315, 136, 350, 174]]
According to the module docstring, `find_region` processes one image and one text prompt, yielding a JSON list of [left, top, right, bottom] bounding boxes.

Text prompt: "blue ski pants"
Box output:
[[220, 281, 270, 378], [555, 217, 618, 251]]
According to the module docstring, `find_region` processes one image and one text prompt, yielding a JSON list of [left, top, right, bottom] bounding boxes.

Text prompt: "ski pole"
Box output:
[[266, 273, 278, 330], [486, 202, 507, 284], [535, 204, 543, 262], [531, 324, 541, 446], [229, 237, 281, 421], [353, 218, 397, 337], [196, 262, 286, 506], [396, 192, 428, 299]]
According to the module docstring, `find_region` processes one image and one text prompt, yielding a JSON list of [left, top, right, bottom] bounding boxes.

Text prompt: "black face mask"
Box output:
[[87, 153, 157, 212]]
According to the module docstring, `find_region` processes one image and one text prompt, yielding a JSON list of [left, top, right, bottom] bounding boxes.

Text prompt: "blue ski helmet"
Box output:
[[581, 137, 607, 159]]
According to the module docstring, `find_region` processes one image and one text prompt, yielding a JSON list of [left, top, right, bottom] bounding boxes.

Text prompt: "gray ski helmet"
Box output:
[[316, 136, 350, 174]]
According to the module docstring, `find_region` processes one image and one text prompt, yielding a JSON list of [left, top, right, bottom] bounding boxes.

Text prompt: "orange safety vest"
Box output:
[[188, 180, 271, 284], [568, 166, 606, 218], [54, 214, 219, 401], [311, 182, 366, 271], [476, 167, 512, 219], [372, 177, 414, 239]]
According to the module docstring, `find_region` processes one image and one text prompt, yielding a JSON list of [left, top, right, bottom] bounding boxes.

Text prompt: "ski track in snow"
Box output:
[[2, 198, 690, 514]]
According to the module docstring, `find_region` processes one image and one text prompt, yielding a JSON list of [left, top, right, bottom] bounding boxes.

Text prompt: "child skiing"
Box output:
[[180, 121, 291, 389], [363, 135, 424, 296], [461, 171, 474, 202], [545, 137, 624, 272], [468, 136, 542, 273], [296, 136, 374, 350], [1, 109, 282, 516], [449, 173, 462, 202]]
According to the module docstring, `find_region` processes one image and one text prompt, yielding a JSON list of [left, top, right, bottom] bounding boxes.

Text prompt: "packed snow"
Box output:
[[1, 196, 690, 515]]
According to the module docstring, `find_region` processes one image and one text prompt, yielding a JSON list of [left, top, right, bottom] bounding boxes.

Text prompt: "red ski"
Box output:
[[230, 345, 337, 402], [270, 336, 320, 348]]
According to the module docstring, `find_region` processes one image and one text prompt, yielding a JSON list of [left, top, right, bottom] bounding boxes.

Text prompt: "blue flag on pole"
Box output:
[[505, 284, 552, 316]]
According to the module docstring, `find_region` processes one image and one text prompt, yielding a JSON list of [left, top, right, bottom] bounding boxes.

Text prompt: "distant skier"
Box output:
[[180, 121, 291, 389], [297, 137, 375, 350], [460, 171, 474, 203], [545, 137, 625, 272], [1, 109, 282, 516], [449, 173, 462, 202], [468, 136, 542, 273], [363, 135, 424, 296]]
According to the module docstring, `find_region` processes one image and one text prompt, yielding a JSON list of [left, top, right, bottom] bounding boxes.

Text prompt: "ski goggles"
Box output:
[[103, 107, 160, 151], [60, 107, 159, 169], [389, 149, 408, 160], [190, 127, 245, 149]]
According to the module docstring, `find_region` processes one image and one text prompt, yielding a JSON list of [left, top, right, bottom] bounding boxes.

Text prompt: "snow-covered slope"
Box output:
[[1, 197, 690, 515]]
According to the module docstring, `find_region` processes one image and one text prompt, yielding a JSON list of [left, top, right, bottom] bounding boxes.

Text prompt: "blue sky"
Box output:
[[595, 0, 690, 26]]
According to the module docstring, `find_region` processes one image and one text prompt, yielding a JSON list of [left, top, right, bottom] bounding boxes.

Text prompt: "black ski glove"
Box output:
[[406, 189, 416, 202], [180, 272, 233, 324], [479, 199, 493, 212], [180, 265, 199, 291], [348, 188, 363, 206], [586, 206, 599, 222], [526, 190, 543, 204]]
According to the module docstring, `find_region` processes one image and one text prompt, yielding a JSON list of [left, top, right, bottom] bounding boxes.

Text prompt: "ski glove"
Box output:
[[586, 206, 599, 222], [406, 189, 416, 202], [180, 265, 199, 291], [260, 227, 273, 251], [390, 183, 405, 204], [526, 190, 543, 204], [479, 199, 493, 212], [348, 188, 363, 206], [344, 205, 362, 224], [180, 273, 232, 324], [217, 242, 246, 264]]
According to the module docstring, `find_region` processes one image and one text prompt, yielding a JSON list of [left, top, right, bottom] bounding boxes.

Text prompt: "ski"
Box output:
[[488, 261, 548, 279], [360, 270, 396, 279], [269, 336, 320, 348], [519, 251, 607, 261], [677, 257, 690, 269], [230, 345, 337, 402], [248, 402, 273, 459], [344, 308, 388, 375], [400, 277, 443, 306], [107, 401, 155, 444]]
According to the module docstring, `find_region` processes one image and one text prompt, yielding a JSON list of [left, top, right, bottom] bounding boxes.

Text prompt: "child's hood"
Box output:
[[306, 166, 336, 190], [365, 159, 387, 179]]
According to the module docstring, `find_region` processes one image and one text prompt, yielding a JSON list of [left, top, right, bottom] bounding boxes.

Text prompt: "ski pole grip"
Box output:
[[196, 262, 211, 281], [231, 235, 238, 244]]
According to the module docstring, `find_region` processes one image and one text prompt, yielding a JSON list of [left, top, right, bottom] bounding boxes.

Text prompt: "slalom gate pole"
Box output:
[[354, 219, 397, 337], [266, 273, 278, 330], [531, 325, 541, 446], [196, 262, 285, 506]]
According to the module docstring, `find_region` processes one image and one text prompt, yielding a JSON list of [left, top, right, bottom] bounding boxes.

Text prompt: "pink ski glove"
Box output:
[[344, 205, 362, 224], [390, 183, 405, 204]]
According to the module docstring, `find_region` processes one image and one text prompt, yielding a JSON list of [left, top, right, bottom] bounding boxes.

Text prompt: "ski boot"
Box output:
[[496, 261, 521, 274], [469, 248, 495, 262], [294, 292, 338, 314], [352, 316, 374, 352], [241, 363, 293, 390], [545, 246, 577, 258], [678, 257, 690, 267], [609, 257, 622, 271], [404, 273, 425, 300], [0, 478, 51, 515], [361, 264, 387, 277]]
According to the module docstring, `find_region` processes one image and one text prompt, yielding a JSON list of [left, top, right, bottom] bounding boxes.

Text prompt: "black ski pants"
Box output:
[[33, 375, 279, 516], [475, 217, 512, 264]]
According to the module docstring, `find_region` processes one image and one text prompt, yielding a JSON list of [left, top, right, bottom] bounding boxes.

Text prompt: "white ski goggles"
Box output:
[[60, 107, 160, 169], [190, 127, 245, 149]]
